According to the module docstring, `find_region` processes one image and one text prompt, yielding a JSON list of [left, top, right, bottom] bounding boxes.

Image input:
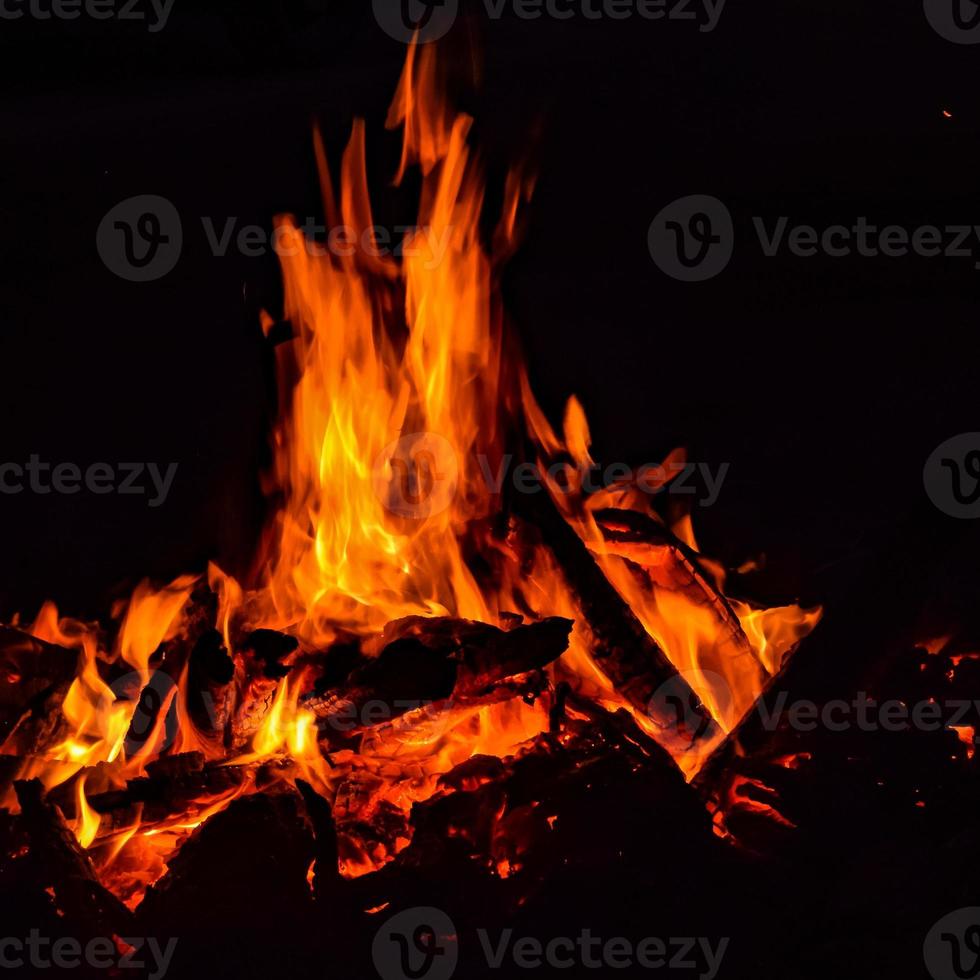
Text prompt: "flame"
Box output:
[[117, 576, 197, 683], [521, 380, 821, 769], [72, 774, 100, 849], [0, 42, 822, 899]]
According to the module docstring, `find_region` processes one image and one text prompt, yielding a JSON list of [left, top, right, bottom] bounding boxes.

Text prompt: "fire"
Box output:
[[72, 774, 100, 849], [0, 41, 819, 903], [252, 42, 509, 644], [521, 384, 820, 763]]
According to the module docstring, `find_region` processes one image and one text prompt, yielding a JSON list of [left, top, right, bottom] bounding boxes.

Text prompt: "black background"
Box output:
[[2, 2, 980, 978], [1, 0, 977, 623]]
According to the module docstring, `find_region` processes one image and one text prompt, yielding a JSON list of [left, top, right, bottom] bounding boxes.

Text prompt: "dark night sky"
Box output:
[[0, 0, 978, 631]]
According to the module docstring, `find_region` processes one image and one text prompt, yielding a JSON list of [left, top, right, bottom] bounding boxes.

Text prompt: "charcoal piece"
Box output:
[[13, 779, 133, 938]]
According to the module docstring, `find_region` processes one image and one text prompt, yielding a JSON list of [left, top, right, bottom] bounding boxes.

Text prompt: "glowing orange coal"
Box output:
[[1, 41, 818, 904]]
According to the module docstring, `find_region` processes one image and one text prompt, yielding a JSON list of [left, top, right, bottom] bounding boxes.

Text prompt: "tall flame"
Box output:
[[255, 46, 507, 643]]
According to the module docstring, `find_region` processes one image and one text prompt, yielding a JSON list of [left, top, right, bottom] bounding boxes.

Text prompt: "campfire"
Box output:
[[1, 41, 823, 976]]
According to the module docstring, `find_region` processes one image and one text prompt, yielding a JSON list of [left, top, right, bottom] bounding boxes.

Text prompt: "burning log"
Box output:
[[123, 623, 296, 756], [349, 699, 713, 922], [75, 753, 254, 840], [138, 790, 314, 918], [120, 588, 219, 755], [13, 779, 133, 937], [135, 791, 317, 977], [332, 769, 414, 875], [187, 628, 235, 741], [594, 507, 758, 664], [374, 614, 572, 699], [305, 615, 571, 743], [228, 629, 297, 752], [592, 505, 773, 733], [520, 493, 721, 758], [0, 628, 77, 754], [295, 777, 342, 903], [2, 684, 73, 757]]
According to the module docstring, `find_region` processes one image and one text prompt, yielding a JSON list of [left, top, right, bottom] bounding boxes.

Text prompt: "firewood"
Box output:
[[295, 777, 342, 904], [2, 681, 73, 757], [592, 505, 772, 736], [377, 615, 572, 698], [187, 628, 234, 743], [129, 789, 321, 978], [81, 753, 252, 839], [305, 616, 570, 743], [549, 680, 571, 734], [518, 493, 720, 758], [331, 767, 413, 858], [0, 627, 77, 752], [594, 507, 763, 664], [13, 779, 133, 937], [358, 669, 550, 753], [349, 701, 713, 923], [241, 628, 298, 678], [227, 629, 298, 752], [305, 634, 456, 726]]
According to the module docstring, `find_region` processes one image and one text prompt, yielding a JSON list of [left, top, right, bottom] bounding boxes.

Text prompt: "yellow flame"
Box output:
[[72, 775, 101, 849]]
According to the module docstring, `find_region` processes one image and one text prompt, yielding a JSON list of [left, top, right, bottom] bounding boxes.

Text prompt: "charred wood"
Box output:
[[520, 493, 720, 758], [13, 779, 133, 938], [305, 616, 570, 743], [0, 628, 77, 753]]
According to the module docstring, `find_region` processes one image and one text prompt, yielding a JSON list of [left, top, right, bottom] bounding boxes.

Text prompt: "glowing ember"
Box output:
[[950, 725, 975, 758]]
